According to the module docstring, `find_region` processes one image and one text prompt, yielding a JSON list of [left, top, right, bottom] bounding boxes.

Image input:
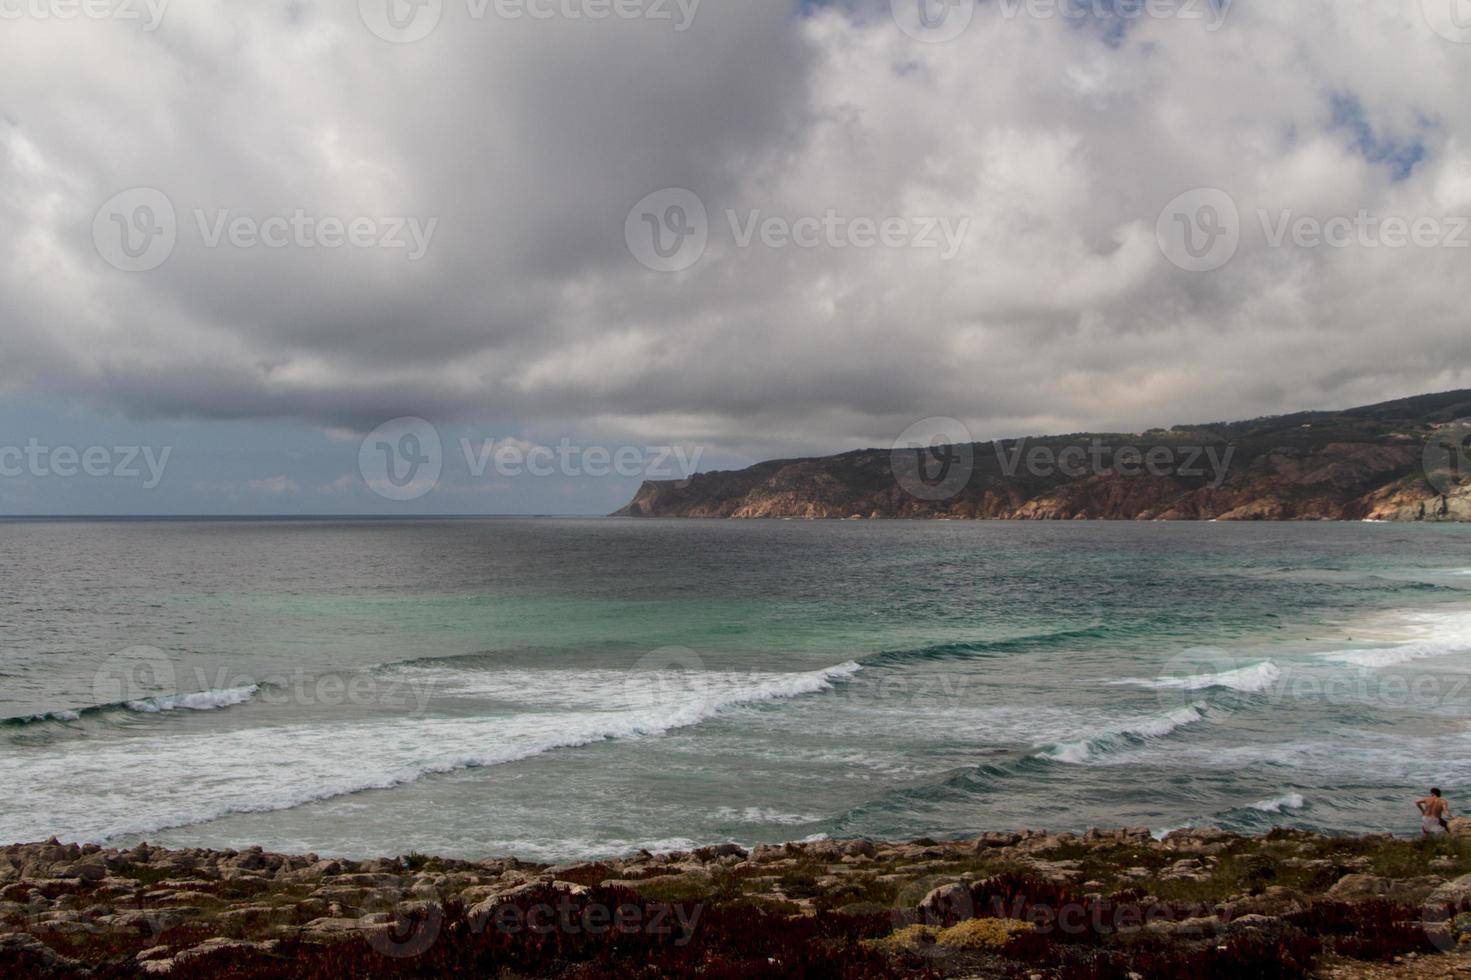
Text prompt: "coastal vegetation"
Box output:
[[6, 826, 1471, 977]]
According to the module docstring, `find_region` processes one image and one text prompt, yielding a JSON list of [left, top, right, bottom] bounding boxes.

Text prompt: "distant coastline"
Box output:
[[617, 389, 1471, 523]]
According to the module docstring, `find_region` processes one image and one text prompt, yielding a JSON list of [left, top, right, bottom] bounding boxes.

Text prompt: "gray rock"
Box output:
[[1426, 872, 1471, 908], [0, 933, 83, 972], [105, 909, 185, 934], [301, 917, 364, 937], [1224, 913, 1284, 933], [975, 832, 1021, 850], [1386, 876, 1445, 905], [1144, 915, 1224, 937], [692, 844, 747, 862], [175, 937, 280, 964], [916, 882, 972, 926], [1329, 871, 1394, 900]]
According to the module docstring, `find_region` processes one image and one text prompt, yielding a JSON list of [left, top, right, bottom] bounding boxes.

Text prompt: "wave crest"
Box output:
[[1115, 661, 1281, 694], [0, 660, 862, 843], [1040, 703, 1209, 764], [3, 684, 264, 727], [1249, 792, 1307, 813]]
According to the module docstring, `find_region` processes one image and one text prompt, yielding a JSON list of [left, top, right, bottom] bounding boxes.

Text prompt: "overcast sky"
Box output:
[[2, 0, 1470, 514]]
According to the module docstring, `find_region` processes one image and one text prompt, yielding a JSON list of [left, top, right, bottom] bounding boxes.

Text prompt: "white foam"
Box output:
[[476, 836, 707, 863], [125, 685, 260, 714], [712, 807, 823, 826], [1318, 608, 1471, 669], [1249, 792, 1306, 813], [3, 686, 261, 726], [1041, 703, 1208, 764], [384, 661, 862, 717], [1118, 661, 1281, 694], [0, 661, 862, 845]]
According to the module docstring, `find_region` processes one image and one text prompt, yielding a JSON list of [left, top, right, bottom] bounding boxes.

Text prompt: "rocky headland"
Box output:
[[616, 390, 1471, 522], [7, 826, 1471, 977]]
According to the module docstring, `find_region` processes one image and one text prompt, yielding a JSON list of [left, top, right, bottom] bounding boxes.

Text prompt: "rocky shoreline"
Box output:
[[6, 827, 1471, 977]]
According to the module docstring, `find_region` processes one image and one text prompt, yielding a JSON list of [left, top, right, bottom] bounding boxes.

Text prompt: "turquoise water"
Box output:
[[5, 518, 1471, 859]]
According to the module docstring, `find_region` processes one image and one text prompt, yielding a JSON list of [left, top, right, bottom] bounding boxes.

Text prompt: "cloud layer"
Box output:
[[4, 0, 1471, 472]]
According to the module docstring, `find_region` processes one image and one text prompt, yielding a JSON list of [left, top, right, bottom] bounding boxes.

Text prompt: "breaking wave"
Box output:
[[1249, 792, 1307, 813], [1113, 660, 1281, 695], [3, 684, 265, 727], [0, 660, 863, 844], [1039, 703, 1210, 764]]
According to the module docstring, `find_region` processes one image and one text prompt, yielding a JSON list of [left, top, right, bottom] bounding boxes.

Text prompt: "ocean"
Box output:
[[5, 518, 1471, 861]]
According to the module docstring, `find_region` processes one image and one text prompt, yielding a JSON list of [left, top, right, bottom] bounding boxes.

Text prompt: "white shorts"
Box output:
[[1424, 816, 1448, 835]]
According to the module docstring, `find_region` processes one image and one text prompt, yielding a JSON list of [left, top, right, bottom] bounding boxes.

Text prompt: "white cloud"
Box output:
[[1, 0, 1469, 463]]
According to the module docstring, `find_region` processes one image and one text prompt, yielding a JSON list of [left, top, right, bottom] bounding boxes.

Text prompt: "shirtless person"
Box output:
[[1417, 788, 1451, 836]]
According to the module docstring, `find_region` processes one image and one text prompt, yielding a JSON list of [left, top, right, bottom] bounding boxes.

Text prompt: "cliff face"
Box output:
[[616, 390, 1471, 521]]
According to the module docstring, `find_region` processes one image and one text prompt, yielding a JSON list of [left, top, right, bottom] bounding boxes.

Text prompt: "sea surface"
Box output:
[[5, 518, 1471, 860]]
